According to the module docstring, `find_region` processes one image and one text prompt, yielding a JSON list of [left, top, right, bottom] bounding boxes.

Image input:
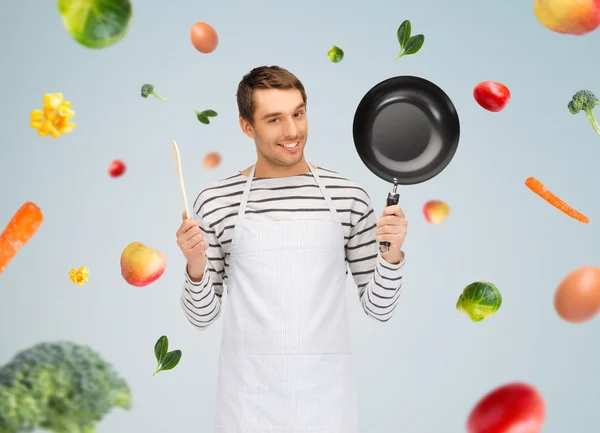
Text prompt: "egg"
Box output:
[[203, 152, 221, 169], [190, 22, 219, 54], [554, 265, 600, 323]]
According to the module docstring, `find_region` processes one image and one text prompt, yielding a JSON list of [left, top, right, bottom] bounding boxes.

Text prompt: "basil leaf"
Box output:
[[196, 112, 210, 124], [396, 20, 411, 50], [158, 350, 182, 372], [403, 34, 424, 56], [154, 335, 168, 365], [202, 110, 218, 117]]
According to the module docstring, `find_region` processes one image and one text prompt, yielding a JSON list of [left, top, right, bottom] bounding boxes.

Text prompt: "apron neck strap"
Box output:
[[308, 165, 340, 222], [237, 164, 256, 220]]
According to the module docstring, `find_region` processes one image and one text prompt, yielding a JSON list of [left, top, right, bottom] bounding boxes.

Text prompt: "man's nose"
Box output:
[[282, 118, 298, 138]]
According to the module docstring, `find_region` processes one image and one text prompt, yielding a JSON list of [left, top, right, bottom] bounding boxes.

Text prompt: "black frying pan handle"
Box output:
[[379, 191, 400, 254]]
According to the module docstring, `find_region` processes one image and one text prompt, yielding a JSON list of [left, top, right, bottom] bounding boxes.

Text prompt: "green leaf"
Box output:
[[196, 112, 210, 124], [154, 335, 168, 365], [202, 109, 218, 117], [396, 20, 411, 50], [403, 34, 424, 56], [159, 350, 182, 372]]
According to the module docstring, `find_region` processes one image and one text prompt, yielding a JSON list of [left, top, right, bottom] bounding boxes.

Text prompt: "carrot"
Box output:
[[525, 177, 589, 224], [0, 202, 44, 275]]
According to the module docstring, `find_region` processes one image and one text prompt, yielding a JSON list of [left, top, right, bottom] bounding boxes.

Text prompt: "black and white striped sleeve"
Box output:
[[180, 202, 227, 331], [345, 199, 406, 322]]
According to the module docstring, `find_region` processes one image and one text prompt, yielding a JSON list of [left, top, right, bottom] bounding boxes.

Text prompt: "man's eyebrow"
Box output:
[[261, 103, 306, 120]]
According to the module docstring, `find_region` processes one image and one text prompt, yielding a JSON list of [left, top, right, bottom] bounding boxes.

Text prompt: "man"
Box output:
[[176, 65, 408, 433]]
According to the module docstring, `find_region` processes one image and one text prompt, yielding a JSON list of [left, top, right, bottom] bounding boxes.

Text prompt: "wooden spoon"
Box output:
[[170, 140, 191, 219]]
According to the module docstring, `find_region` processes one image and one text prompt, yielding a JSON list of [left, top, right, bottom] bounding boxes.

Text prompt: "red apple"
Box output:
[[108, 160, 126, 177], [120, 242, 166, 287], [534, 0, 600, 35], [423, 200, 450, 225]]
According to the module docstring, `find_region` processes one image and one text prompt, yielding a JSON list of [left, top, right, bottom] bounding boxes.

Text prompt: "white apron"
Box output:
[[214, 163, 358, 433]]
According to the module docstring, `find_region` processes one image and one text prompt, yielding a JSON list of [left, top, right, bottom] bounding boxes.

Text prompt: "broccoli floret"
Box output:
[[140, 84, 167, 101], [568, 89, 600, 135], [0, 341, 131, 433]]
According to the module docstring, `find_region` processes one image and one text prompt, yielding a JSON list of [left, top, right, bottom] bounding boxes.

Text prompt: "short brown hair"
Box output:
[[236, 65, 307, 124]]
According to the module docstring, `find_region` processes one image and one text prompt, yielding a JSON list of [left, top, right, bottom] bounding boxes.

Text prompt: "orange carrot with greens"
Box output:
[[525, 177, 589, 224], [0, 202, 44, 275]]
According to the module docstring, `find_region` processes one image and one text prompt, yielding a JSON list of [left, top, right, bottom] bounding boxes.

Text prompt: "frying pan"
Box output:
[[352, 75, 460, 254]]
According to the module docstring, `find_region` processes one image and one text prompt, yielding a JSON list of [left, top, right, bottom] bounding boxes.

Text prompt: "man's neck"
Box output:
[[243, 158, 316, 178]]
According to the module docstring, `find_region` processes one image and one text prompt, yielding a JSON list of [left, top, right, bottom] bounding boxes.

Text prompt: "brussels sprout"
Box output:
[[57, 0, 133, 49], [456, 281, 502, 322], [327, 46, 344, 63]]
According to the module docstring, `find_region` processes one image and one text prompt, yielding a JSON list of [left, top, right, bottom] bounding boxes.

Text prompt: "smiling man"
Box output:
[[175, 65, 408, 433]]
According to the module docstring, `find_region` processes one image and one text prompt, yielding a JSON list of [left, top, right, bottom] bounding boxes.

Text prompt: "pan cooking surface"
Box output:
[[353, 76, 460, 185], [372, 102, 431, 162]]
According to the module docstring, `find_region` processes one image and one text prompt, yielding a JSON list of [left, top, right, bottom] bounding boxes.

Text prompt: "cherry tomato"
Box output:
[[467, 382, 545, 433], [473, 81, 511, 112], [108, 160, 126, 178]]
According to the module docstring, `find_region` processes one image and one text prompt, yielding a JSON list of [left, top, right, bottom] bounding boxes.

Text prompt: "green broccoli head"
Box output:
[[0, 374, 43, 433], [568, 90, 599, 114], [0, 341, 131, 433], [568, 90, 600, 135], [140, 83, 167, 101]]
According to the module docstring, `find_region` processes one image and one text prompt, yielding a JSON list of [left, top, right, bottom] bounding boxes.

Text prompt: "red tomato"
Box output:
[[473, 81, 511, 112], [467, 383, 545, 433], [108, 160, 126, 178]]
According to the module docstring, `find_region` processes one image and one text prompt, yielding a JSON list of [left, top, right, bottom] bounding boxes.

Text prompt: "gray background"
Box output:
[[1, 0, 599, 432]]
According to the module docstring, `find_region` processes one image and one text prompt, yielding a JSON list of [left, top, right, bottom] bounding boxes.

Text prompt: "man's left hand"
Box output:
[[375, 204, 408, 264]]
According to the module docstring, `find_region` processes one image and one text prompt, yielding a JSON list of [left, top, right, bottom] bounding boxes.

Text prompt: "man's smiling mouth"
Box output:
[[278, 141, 299, 149]]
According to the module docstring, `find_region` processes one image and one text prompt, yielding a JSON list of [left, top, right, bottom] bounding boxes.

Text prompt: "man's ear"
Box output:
[[239, 116, 255, 139]]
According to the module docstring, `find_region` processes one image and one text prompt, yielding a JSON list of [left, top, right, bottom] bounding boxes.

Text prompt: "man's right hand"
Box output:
[[176, 212, 208, 282]]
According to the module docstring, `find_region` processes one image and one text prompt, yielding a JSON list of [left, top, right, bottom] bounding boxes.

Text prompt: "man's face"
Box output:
[[241, 88, 308, 168]]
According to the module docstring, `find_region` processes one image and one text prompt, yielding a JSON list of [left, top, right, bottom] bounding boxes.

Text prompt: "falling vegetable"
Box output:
[[456, 281, 502, 322], [69, 266, 89, 286], [108, 159, 126, 177], [141, 84, 168, 101], [0, 202, 43, 276], [0, 341, 131, 433], [327, 45, 344, 63], [467, 382, 545, 433], [195, 109, 218, 125], [525, 177, 589, 223], [395, 20, 425, 60], [567, 89, 600, 135], [473, 81, 511, 112], [153, 335, 182, 376], [57, 0, 133, 49], [30, 93, 76, 138]]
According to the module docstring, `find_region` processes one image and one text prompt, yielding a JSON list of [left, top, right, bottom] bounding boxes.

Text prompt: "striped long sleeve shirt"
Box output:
[[180, 166, 406, 330]]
